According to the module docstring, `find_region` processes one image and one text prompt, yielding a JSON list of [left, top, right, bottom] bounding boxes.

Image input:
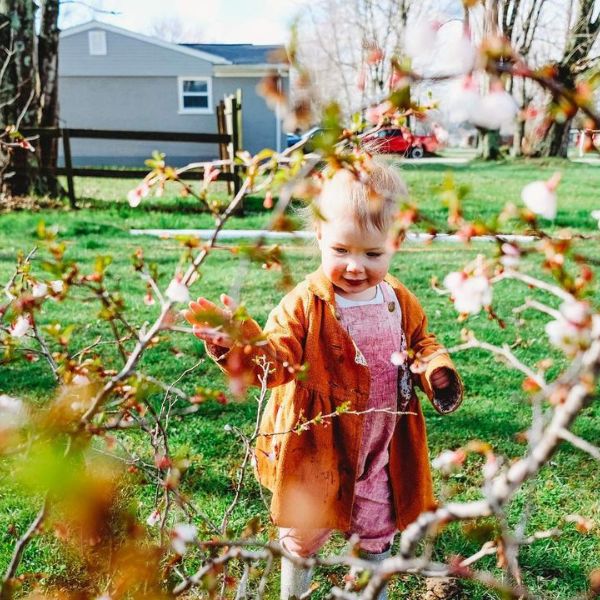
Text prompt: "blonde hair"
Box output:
[[303, 160, 407, 233]]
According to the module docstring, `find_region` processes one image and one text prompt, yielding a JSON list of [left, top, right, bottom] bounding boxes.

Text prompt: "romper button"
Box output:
[[334, 310, 341, 319], [388, 302, 395, 312]]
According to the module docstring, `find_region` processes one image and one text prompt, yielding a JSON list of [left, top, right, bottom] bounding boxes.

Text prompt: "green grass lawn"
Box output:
[[1, 159, 599, 598], [33, 157, 600, 235]]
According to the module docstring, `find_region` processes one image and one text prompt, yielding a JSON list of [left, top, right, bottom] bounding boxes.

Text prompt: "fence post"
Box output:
[[230, 94, 241, 197], [216, 99, 232, 195], [61, 128, 77, 209]]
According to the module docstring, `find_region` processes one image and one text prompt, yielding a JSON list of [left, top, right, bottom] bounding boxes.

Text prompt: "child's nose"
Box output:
[[346, 259, 363, 273]]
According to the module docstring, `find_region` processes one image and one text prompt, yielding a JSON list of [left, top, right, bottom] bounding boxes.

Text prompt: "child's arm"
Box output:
[[405, 294, 463, 414], [184, 290, 307, 389]]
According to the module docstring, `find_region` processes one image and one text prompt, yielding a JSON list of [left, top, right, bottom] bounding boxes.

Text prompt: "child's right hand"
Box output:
[[183, 294, 237, 348]]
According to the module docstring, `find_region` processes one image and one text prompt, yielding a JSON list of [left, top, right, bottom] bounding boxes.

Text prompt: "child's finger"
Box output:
[[192, 326, 232, 347], [220, 293, 237, 311], [188, 297, 230, 320]]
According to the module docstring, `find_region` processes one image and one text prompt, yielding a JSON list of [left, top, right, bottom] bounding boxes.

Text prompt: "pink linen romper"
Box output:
[[280, 282, 410, 556]]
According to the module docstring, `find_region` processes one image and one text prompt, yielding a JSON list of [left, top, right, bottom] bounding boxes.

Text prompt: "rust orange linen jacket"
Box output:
[[208, 268, 463, 531]]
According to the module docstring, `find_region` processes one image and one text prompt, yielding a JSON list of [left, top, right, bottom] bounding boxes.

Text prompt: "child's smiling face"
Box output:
[[317, 210, 393, 301]]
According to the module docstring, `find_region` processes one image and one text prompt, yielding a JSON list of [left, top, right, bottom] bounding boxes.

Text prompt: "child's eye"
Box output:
[[332, 247, 347, 254], [367, 252, 383, 258]]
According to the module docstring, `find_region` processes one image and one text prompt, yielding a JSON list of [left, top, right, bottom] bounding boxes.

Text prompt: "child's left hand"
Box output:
[[430, 367, 453, 390]]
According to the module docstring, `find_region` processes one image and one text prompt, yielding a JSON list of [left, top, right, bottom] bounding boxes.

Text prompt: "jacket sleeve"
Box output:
[[404, 290, 463, 414], [205, 287, 307, 389]]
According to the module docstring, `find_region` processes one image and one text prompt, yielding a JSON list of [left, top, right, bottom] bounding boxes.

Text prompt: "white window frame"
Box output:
[[88, 30, 107, 56], [178, 76, 213, 114]]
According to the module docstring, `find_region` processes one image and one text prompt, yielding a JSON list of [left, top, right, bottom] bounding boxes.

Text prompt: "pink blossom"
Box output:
[[356, 66, 367, 91], [365, 46, 384, 65], [365, 101, 392, 125], [146, 509, 161, 527], [165, 277, 190, 304], [18, 139, 35, 152], [143, 292, 156, 306], [521, 173, 561, 220], [203, 164, 221, 186], [9, 315, 31, 338], [127, 182, 150, 208]]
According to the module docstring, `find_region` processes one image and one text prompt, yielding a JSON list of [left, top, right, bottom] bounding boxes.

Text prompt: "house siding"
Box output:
[[59, 76, 219, 165], [58, 27, 288, 166], [60, 29, 214, 77]]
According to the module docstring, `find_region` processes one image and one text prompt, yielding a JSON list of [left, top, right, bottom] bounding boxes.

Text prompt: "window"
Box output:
[[178, 77, 212, 114], [88, 31, 107, 56]]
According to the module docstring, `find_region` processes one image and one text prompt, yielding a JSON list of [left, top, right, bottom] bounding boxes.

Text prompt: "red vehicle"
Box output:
[[361, 126, 441, 158]]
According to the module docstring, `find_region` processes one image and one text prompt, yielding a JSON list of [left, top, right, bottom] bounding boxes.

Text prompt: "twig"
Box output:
[[2, 495, 49, 590]]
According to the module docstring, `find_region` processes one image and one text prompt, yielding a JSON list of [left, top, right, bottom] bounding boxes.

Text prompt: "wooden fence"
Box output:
[[22, 92, 242, 210]]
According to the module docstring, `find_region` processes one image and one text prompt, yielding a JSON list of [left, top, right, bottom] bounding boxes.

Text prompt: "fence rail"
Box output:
[[20, 91, 242, 209]]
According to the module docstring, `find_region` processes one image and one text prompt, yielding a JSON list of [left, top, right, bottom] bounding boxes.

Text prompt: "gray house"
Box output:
[[58, 21, 289, 166]]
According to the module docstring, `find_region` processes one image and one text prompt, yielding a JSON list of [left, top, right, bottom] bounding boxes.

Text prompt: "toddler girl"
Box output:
[[185, 161, 463, 599]]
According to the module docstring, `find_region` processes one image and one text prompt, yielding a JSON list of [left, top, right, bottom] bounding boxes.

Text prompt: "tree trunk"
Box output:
[[478, 129, 501, 160], [0, 0, 61, 199], [36, 0, 61, 196], [0, 0, 38, 197], [535, 118, 572, 158]]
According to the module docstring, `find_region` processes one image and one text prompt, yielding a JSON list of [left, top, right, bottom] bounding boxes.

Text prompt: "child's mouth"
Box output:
[[344, 278, 366, 287]]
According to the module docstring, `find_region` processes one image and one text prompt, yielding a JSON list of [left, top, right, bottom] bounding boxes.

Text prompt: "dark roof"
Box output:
[[181, 43, 284, 65]]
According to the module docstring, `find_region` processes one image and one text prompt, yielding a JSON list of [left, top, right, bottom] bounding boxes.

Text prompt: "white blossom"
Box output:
[[165, 278, 190, 304], [405, 20, 439, 62], [50, 280, 64, 294], [223, 424, 233, 432], [546, 301, 593, 355], [72, 374, 91, 386], [432, 449, 463, 474], [521, 173, 561, 220], [591, 210, 600, 228], [390, 350, 408, 366], [0, 395, 27, 429], [444, 272, 492, 315], [446, 76, 481, 123], [171, 523, 198, 555], [31, 282, 48, 298], [434, 32, 476, 76], [471, 90, 518, 132], [500, 243, 521, 268], [9, 315, 31, 338]]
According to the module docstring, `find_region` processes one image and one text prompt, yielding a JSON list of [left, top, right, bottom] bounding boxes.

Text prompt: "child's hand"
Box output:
[[183, 294, 237, 348], [430, 367, 453, 390]]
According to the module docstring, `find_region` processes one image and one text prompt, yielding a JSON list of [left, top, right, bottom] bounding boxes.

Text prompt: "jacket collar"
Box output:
[[306, 267, 403, 304]]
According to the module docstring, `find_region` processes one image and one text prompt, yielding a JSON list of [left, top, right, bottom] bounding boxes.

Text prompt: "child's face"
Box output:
[[317, 212, 393, 300]]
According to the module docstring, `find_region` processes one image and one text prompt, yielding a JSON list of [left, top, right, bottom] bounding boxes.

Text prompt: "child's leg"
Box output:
[[348, 489, 396, 600], [279, 527, 331, 600]]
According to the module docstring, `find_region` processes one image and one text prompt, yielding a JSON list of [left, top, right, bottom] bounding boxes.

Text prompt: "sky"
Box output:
[[59, 0, 306, 45]]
